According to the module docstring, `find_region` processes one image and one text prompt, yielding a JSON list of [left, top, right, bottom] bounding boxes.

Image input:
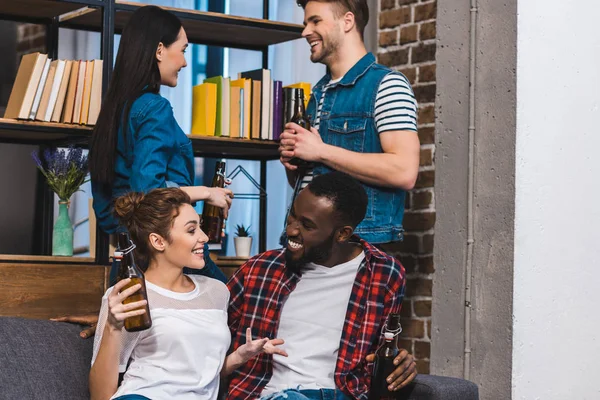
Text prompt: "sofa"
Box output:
[[0, 316, 478, 400]]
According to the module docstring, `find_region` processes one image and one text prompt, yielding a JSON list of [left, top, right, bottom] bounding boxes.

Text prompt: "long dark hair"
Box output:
[[89, 6, 182, 186]]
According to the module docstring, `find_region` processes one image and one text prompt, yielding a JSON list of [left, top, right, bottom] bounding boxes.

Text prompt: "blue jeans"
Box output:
[[109, 243, 227, 286], [113, 395, 150, 400], [261, 388, 350, 400]]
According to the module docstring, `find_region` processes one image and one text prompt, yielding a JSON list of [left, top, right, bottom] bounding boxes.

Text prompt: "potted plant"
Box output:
[[31, 146, 89, 256], [233, 224, 252, 258]]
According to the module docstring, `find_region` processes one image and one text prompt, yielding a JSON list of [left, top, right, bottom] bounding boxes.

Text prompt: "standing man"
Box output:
[[280, 0, 420, 244], [226, 172, 417, 400]]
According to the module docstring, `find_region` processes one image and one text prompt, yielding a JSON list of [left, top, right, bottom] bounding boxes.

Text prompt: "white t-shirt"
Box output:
[[261, 251, 365, 395], [91, 275, 231, 400]]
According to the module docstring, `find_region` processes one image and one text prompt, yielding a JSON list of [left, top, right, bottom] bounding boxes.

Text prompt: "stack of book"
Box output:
[[191, 68, 310, 141], [4, 52, 103, 125]]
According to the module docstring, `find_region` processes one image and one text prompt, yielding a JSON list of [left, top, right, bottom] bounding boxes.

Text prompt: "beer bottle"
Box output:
[[369, 313, 402, 400], [289, 89, 312, 168], [117, 232, 152, 332], [201, 159, 226, 243]]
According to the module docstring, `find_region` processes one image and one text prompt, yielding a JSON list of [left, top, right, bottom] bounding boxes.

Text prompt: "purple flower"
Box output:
[[31, 151, 42, 168]]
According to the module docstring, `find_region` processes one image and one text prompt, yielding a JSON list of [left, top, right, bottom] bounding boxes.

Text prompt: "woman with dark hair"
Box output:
[[89, 5, 230, 284], [90, 188, 286, 400]]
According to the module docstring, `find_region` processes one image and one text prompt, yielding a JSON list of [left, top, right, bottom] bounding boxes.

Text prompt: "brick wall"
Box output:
[[377, 0, 436, 374]]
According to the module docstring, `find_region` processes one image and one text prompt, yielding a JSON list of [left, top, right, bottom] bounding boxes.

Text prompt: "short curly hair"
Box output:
[[296, 0, 369, 40], [306, 171, 368, 228]]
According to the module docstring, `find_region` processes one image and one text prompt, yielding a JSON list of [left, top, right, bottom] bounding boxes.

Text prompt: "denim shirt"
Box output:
[[307, 53, 406, 243], [92, 93, 227, 284], [92, 92, 194, 234]]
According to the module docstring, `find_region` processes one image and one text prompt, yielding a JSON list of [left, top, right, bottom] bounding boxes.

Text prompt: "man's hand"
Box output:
[[366, 349, 417, 391], [279, 122, 326, 164], [50, 314, 99, 339]]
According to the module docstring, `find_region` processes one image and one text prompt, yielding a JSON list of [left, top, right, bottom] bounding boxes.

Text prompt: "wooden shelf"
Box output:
[[0, 118, 91, 145], [189, 135, 279, 160], [0, 118, 279, 159], [0, 0, 102, 22], [61, 1, 304, 49], [0, 254, 96, 263]]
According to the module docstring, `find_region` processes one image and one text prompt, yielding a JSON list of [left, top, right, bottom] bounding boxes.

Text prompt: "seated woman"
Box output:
[[90, 188, 286, 400]]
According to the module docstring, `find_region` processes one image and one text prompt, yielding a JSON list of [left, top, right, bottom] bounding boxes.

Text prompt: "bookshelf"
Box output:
[[0, 0, 303, 266]]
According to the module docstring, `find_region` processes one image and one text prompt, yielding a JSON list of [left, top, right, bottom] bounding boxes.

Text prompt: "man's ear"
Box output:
[[343, 11, 356, 34], [337, 225, 355, 243], [149, 232, 166, 252], [156, 42, 165, 62]]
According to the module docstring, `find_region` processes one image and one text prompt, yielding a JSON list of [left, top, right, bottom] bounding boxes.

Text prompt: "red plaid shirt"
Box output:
[[226, 238, 406, 400]]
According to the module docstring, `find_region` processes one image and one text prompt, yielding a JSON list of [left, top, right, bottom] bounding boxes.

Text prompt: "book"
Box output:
[[72, 60, 87, 124], [239, 69, 271, 140], [41, 60, 66, 122], [230, 78, 251, 139], [28, 58, 51, 120], [87, 60, 104, 125], [203, 76, 230, 137], [50, 60, 73, 123], [61, 60, 80, 123], [250, 80, 261, 140], [4, 52, 48, 120], [79, 60, 94, 124], [230, 85, 242, 138], [191, 82, 217, 136], [272, 80, 283, 141], [35, 60, 58, 121]]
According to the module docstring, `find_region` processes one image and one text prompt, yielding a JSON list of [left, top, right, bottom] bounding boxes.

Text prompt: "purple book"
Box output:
[[272, 80, 283, 141]]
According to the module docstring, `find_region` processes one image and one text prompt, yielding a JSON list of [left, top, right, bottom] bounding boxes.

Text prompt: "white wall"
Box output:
[[513, 0, 600, 398]]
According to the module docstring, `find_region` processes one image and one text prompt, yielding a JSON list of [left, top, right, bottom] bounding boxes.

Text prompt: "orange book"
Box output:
[[61, 60, 80, 123]]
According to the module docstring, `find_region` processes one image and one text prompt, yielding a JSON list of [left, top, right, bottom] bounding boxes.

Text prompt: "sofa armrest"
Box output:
[[396, 374, 479, 400]]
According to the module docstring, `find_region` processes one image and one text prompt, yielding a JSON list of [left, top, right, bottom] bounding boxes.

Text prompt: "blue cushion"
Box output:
[[0, 316, 93, 400]]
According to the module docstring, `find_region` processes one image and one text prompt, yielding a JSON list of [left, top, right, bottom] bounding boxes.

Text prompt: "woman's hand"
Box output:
[[205, 187, 234, 219], [235, 327, 288, 363], [106, 278, 147, 331]]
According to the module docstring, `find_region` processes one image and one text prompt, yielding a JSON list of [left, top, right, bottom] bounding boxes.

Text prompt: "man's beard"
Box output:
[[311, 37, 339, 65], [285, 231, 336, 274]]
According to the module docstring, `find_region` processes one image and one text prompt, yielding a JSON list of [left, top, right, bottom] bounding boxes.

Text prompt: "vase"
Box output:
[[52, 200, 73, 256], [234, 236, 252, 258]]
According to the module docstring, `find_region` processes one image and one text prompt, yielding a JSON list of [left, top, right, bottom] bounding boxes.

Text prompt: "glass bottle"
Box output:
[[116, 232, 152, 332], [289, 89, 312, 168], [369, 313, 402, 400], [201, 159, 226, 243]]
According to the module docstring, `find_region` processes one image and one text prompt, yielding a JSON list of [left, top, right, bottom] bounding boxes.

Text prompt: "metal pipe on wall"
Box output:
[[464, 0, 479, 381]]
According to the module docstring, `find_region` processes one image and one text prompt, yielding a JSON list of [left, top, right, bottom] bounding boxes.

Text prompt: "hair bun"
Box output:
[[114, 192, 145, 225]]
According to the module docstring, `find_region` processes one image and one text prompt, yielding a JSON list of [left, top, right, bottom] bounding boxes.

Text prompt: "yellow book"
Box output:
[[284, 82, 311, 108], [230, 86, 242, 138], [191, 82, 217, 136], [230, 78, 251, 139]]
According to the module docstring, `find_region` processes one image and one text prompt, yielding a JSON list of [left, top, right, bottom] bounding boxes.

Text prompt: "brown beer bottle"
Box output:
[[369, 313, 402, 400], [201, 159, 226, 243], [117, 232, 152, 332], [289, 89, 312, 168]]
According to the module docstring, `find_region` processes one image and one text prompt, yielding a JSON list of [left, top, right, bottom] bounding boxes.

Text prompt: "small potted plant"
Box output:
[[234, 224, 252, 258], [31, 146, 89, 256]]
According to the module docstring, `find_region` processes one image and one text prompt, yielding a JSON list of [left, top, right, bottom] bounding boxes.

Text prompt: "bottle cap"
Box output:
[[384, 332, 394, 340]]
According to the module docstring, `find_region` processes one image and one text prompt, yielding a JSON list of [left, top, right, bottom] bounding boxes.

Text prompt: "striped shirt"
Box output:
[[299, 71, 417, 189]]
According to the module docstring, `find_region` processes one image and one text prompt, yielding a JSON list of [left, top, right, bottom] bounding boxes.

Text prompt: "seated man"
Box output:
[[227, 171, 416, 400]]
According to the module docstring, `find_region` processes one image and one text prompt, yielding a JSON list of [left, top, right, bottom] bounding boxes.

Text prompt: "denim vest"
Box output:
[[307, 53, 405, 243]]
